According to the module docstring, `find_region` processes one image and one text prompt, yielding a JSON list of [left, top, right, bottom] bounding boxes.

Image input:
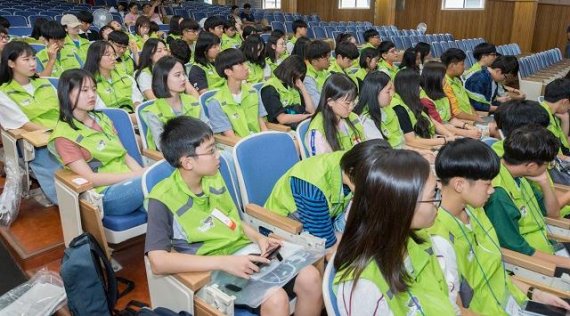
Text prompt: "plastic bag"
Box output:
[[0, 268, 67, 316], [0, 158, 23, 226]]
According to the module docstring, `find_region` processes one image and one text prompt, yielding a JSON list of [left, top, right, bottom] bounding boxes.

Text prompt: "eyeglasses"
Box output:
[[418, 187, 442, 208], [0, 34, 10, 41], [189, 146, 219, 158]]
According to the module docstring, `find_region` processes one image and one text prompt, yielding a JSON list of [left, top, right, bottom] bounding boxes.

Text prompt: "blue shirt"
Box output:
[[465, 68, 499, 112]]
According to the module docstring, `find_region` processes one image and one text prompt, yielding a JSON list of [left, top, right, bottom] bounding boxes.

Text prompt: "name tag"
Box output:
[[212, 208, 236, 230]]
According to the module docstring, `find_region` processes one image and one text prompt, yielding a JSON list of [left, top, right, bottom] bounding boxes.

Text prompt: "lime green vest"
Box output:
[[148, 170, 251, 255], [246, 62, 264, 84], [36, 46, 82, 77], [48, 112, 132, 192], [265, 55, 285, 75], [369, 101, 404, 149], [329, 61, 358, 87], [306, 63, 330, 92], [96, 70, 135, 112], [0, 78, 59, 129], [335, 230, 456, 315], [391, 93, 435, 137], [540, 101, 570, 151], [378, 59, 397, 80], [445, 75, 476, 115], [264, 151, 350, 217], [221, 33, 243, 51], [194, 63, 225, 90], [492, 163, 554, 254], [308, 112, 365, 152], [463, 62, 482, 80], [429, 206, 527, 315], [141, 94, 202, 150], [288, 36, 298, 48], [129, 34, 146, 50], [116, 52, 136, 77], [263, 77, 301, 108], [420, 90, 452, 122], [64, 34, 90, 62], [359, 42, 375, 52], [352, 68, 367, 84], [214, 82, 261, 137]]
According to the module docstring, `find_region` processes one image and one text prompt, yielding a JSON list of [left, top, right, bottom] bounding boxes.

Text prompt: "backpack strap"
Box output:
[[84, 233, 120, 314]]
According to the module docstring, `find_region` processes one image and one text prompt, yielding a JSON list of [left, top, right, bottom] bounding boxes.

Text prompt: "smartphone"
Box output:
[[263, 244, 281, 260]]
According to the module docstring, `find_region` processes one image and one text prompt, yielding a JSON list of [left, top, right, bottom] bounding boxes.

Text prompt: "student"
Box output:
[[463, 42, 497, 80], [124, 3, 139, 27], [203, 16, 225, 39], [29, 18, 47, 44], [241, 25, 259, 40], [99, 25, 113, 41], [188, 32, 223, 94], [135, 38, 170, 100], [541, 79, 570, 156], [398, 47, 419, 73], [49, 69, 146, 217], [415, 41, 432, 68], [221, 21, 242, 51], [328, 42, 359, 86], [334, 149, 456, 315], [130, 16, 151, 51], [377, 41, 399, 79], [178, 18, 200, 52], [165, 15, 183, 46], [484, 125, 570, 269], [420, 61, 482, 139], [431, 138, 570, 314], [264, 31, 287, 75], [142, 1, 163, 24], [335, 33, 357, 47], [392, 68, 455, 149], [76, 11, 100, 41], [352, 47, 379, 89], [145, 116, 323, 316], [169, 39, 191, 67], [441, 48, 483, 122], [0, 16, 10, 30], [0, 26, 8, 53], [261, 55, 314, 128], [84, 41, 143, 113], [361, 28, 381, 51], [291, 36, 310, 61], [240, 3, 256, 25], [60, 14, 91, 62], [0, 41, 61, 205], [207, 48, 268, 138], [108, 31, 136, 77], [304, 40, 331, 107], [286, 19, 308, 54], [240, 34, 266, 84], [141, 56, 206, 151], [37, 21, 82, 77], [465, 55, 519, 113], [108, 20, 123, 32], [265, 139, 391, 250], [229, 5, 243, 28], [306, 73, 364, 155]]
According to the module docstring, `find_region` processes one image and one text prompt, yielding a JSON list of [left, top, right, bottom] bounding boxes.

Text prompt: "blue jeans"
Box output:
[[29, 147, 61, 205], [101, 176, 144, 216]]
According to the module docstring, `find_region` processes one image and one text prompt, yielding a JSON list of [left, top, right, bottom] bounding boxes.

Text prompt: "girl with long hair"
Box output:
[[134, 38, 170, 100], [264, 31, 287, 75], [188, 31, 223, 94], [352, 47, 379, 89], [241, 34, 266, 83]]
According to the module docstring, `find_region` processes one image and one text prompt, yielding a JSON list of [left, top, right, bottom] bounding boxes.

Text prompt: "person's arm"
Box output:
[[420, 98, 443, 124], [511, 277, 570, 310], [0, 92, 39, 130], [184, 81, 200, 99], [465, 75, 491, 112], [38, 44, 59, 77], [556, 112, 570, 144], [444, 82, 482, 122], [307, 129, 333, 155], [303, 77, 321, 107], [206, 98, 234, 135], [124, 153, 143, 171], [137, 72, 156, 100], [129, 76, 144, 106], [393, 105, 448, 148], [143, 111, 165, 151], [258, 117, 268, 131], [528, 171, 561, 219], [66, 156, 143, 187], [431, 235, 461, 316], [296, 78, 316, 114], [433, 119, 455, 138], [188, 66, 209, 95]]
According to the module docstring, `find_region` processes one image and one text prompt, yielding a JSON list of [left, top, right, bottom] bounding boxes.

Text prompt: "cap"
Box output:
[[61, 14, 82, 28]]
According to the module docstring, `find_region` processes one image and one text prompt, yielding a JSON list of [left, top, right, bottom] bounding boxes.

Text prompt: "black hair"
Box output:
[[135, 16, 151, 36], [415, 42, 431, 64], [76, 10, 94, 24], [214, 48, 246, 79], [311, 73, 359, 151], [274, 55, 307, 88], [473, 42, 497, 61], [503, 125, 559, 166], [194, 31, 221, 67], [335, 42, 359, 60], [41, 21, 66, 40], [180, 18, 199, 32], [436, 138, 500, 184], [291, 36, 310, 60], [168, 15, 183, 36], [292, 19, 308, 34], [204, 16, 225, 33], [271, 29, 285, 38], [494, 100, 549, 138], [128, 3, 138, 10], [241, 34, 265, 68], [440, 48, 466, 67], [359, 47, 379, 69], [340, 138, 393, 185], [265, 32, 285, 62], [31, 18, 48, 40], [420, 61, 447, 100], [306, 40, 330, 62], [243, 3, 252, 9], [0, 25, 6, 36], [83, 40, 115, 76], [0, 41, 36, 85], [545, 78, 570, 103], [152, 55, 183, 98], [394, 68, 432, 138], [242, 25, 258, 39], [169, 39, 191, 65], [57, 69, 97, 130], [335, 33, 356, 47], [99, 25, 113, 39], [378, 41, 395, 58], [149, 21, 160, 36], [490, 55, 519, 76], [108, 30, 129, 46], [161, 116, 214, 168], [354, 71, 391, 138], [224, 21, 236, 31], [0, 16, 10, 29], [399, 47, 419, 71], [363, 29, 379, 43], [135, 38, 166, 81]]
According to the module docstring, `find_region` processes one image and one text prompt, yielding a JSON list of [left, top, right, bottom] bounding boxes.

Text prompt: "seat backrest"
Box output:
[[135, 100, 156, 151], [9, 26, 32, 37], [199, 89, 219, 119], [46, 77, 59, 89], [233, 132, 299, 206], [296, 119, 311, 159], [142, 159, 175, 196], [323, 256, 341, 316], [219, 149, 242, 210], [101, 108, 144, 167]]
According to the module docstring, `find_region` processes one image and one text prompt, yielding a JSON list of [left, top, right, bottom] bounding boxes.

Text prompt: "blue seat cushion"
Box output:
[[103, 210, 147, 231]]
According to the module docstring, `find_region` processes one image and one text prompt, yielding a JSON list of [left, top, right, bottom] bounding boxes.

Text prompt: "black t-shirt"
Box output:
[[240, 12, 255, 22], [393, 104, 414, 134], [188, 65, 208, 91], [260, 85, 306, 129]]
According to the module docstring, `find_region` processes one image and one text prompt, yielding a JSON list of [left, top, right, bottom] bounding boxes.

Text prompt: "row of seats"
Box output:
[[519, 48, 565, 78], [496, 43, 522, 56], [431, 38, 485, 57]]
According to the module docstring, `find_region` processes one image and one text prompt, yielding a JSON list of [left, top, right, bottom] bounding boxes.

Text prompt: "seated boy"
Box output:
[[303, 40, 331, 106], [540, 78, 570, 156], [377, 41, 399, 79], [145, 116, 323, 315], [286, 19, 308, 55], [328, 42, 359, 86], [360, 29, 381, 51], [463, 42, 497, 80], [221, 21, 243, 51], [108, 31, 137, 76], [207, 48, 268, 138], [37, 21, 83, 77], [465, 55, 519, 113]]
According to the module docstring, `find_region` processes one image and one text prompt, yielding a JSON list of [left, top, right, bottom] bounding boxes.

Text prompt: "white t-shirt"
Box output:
[[0, 83, 52, 129], [360, 115, 384, 140], [136, 71, 153, 96]]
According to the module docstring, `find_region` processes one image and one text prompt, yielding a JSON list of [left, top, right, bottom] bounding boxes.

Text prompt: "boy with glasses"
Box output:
[[463, 42, 497, 80], [108, 31, 136, 76], [377, 41, 399, 79], [361, 29, 381, 51], [0, 26, 9, 54]]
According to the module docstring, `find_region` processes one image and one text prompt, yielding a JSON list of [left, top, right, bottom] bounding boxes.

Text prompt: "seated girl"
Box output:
[[352, 47, 379, 89], [130, 16, 151, 51], [264, 31, 287, 76], [135, 38, 170, 100], [188, 32, 224, 95], [241, 34, 266, 84]]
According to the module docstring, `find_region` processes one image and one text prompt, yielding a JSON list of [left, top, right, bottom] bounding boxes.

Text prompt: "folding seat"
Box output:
[[9, 26, 32, 37], [324, 26, 337, 39], [29, 15, 53, 27], [336, 26, 347, 33], [5, 15, 29, 27], [402, 36, 412, 49], [271, 21, 286, 33], [274, 12, 285, 22], [313, 26, 326, 40]]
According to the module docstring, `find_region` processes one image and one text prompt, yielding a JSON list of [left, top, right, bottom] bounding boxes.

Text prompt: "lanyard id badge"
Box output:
[[502, 295, 522, 315], [211, 208, 236, 230]]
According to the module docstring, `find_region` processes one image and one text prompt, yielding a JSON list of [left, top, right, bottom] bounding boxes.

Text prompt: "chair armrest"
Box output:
[[4, 128, 26, 140], [143, 148, 164, 161], [174, 271, 211, 292], [548, 232, 570, 243], [21, 129, 50, 147], [546, 217, 570, 230], [194, 297, 225, 316], [266, 122, 292, 133], [245, 204, 303, 234], [55, 169, 93, 193], [511, 275, 570, 298], [501, 248, 556, 277], [214, 134, 240, 147]]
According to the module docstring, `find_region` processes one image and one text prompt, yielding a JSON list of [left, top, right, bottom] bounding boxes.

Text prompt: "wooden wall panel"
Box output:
[[510, 1, 538, 52], [532, 3, 570, 52], [296, 0, 375, 22]]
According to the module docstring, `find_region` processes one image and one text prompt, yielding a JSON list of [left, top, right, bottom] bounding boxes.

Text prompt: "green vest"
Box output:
[[378, 59, 397, 80], [263, 77, 301, 108], [334, 230, 456, 315], [391, 93, 435, 137], [116, 52, 136, 77], [359, 42, 375, 52], [214, 82, 261, 137], [64, 34, 90, 62], [307, 112, 365, 152], [445, 75, 476, 115], [492, 163, 554, 254], [540, 101, 570, 151], [246, 62, 264, 84], [141, 94, 202, 150], [329, 61, 359, 87], [352, 68, 367, 84], [221, 33, 243, 51], [48, 112, 131, 193], [148, 169, 251, 255], [463, 62, 482, 80], [288, 36, 298, 48], [429, 206, 527, 315], [194, 63, 225, 90], [96, 70, 135, 112], [420, 90, 452, 122], [368, 102, 404, 149], [36, 46, 82, 77], [306, 63, 330, 92], [264, 151, 351, 217], [265, 55, 286, 75], [0, 78, 59, 129], [130, 34, 146, 50]]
